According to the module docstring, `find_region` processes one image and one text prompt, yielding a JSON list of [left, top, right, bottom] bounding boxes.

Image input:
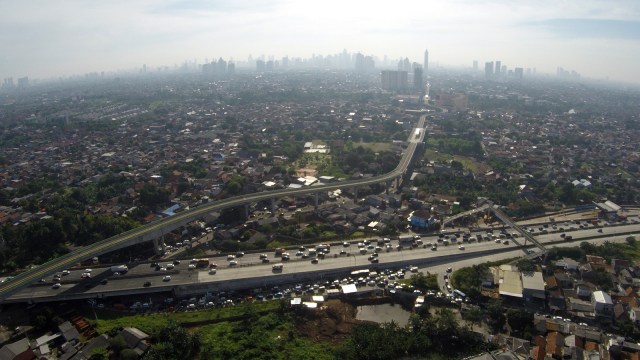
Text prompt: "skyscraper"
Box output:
[[413, 67, 423, 91], [495, 61, 501, 77], [485, 62, 494, 78], [423, 49, 429, 76]]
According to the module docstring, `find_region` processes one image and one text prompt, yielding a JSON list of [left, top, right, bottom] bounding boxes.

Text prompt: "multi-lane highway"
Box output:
[[6, 220, 639, 303], [0, 116, 426, 301]]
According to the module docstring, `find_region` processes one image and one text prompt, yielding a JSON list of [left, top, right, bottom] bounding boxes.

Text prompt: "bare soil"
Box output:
[[295, 299, 360, 344]]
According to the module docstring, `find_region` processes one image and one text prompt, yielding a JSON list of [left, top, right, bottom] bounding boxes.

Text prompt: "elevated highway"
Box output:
[[6, 221, 639, 304], [0, 116, 427, 301]]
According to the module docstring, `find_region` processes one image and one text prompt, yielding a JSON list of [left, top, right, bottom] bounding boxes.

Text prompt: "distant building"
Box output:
[[495, 61, 501, 76], [413, 67, 423, 90], [380, 70, 408, 91], [485, 62, 494, 78], [423, 48, 429, 75], [514, 67, 524, 79]]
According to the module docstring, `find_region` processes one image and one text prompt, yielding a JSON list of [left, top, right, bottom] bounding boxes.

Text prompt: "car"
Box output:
[[51, 283, 61, 289], [458, 245, 465, 250], [503, 240, 509, 245], [100, 279, 108, 285], [188, 264, 196, 270], [209, 268, 217, 275], [413, 235, 421, 240], [235, 251, 245, 257], [166, 263, 175, 270], [84, 268, 92, 272], [151, 262, 159, 267], [229, 260, 238, 266], [597, 228, 603, 233], [81, 272, 91, 278], [281, 254, 290, 261], [369, 258, 379, 263], [343, 241, 350, 247], [143, 281, 151, 287], [339, 250, 347, 255], [61, 270, 70, 276], [227, 255, 235, 261], [431, 246, 437, 251], [311, 259, 319, 264], [262, 258, 270, 263], [173, 260, 181, 265], [163, 276, 171, 281], [295, 251, 304, 256], [259, 253, 268, 259], [446, 267, 452, 273]]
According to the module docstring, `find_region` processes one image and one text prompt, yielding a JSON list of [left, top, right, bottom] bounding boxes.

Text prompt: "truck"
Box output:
[[110, 265, 128, 273], [274, 248, 286, 256]]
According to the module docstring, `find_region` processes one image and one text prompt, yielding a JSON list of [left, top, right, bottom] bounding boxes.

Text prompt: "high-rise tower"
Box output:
[[423, 49, 429, 76]]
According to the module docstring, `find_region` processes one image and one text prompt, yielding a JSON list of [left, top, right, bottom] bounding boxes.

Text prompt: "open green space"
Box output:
[[424, 148, 489, 174]]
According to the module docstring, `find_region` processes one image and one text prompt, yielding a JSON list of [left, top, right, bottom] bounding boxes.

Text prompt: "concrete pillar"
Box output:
[[354, 187, 358, 200], [314, 193, 319, 208], [153, 238, 162, 255], [385, 180, 391, 194], [271, 198, 276, 213], [244, 204, 249, 218], [395, 177, 400, 188]]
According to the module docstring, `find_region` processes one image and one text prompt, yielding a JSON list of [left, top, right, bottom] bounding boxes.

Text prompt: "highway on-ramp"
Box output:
[[0, 116, 426, 302]]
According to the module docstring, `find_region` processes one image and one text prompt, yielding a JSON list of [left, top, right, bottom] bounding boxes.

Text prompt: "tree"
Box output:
[[464, 306, 483, 328], [515, 258, 536, 273], [507, 309, 534, 336], [486, 299, 507, 332]]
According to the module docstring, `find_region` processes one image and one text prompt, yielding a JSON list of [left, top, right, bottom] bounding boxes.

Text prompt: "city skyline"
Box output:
[[1, 0, 640, 83]]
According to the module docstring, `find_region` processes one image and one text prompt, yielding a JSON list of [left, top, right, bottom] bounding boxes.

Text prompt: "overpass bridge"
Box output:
[[0, 115, 427, 301]]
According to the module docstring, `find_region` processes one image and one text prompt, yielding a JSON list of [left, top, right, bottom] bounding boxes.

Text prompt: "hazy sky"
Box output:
[[2, 0, 640, 83]]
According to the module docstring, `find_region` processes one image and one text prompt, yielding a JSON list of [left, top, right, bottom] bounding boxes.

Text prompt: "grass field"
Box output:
[[423, 149, 489, 174], [354, 142, 392, 152], [92, 300, 280, 334]]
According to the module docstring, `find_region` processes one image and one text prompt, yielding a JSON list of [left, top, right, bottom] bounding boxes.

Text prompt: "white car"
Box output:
[[51, 283, 61, 289], [81, 272, 91, 278], [458, 245, 465, 250], [188, 264, 196, 270], [209, 268, 217, 275], [62, 270, 70, 276], [84, 268, 92, 273], [227, 255, 235, 261], [162, 275, 171, 281], [229, 260, 238, 266], [166, 263, 175, 270]]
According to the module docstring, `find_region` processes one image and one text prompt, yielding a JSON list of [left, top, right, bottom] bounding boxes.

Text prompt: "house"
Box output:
[[556, 258, 580, 272], [522, 272, 546, 301], [592, 291, 613, 318], [0, 338, 36, 360], [119, 328, 150, 357], [409, 210, 437, 230]]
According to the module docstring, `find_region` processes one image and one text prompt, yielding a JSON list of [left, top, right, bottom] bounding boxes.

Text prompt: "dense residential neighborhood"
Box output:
[[0, 64, 640, 360]]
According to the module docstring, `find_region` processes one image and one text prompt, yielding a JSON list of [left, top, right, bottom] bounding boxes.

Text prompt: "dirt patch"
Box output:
[[295, 299, 360, 344]]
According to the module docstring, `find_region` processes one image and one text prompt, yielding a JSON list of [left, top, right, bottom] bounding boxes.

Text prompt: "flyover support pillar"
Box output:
[[271, 198, 276, 213], [244, 204, 249, 219], [153, 237, 164, 255], [314, 193, 319, 209], [353, 187, 358, 200], [385, 180, 391, 194], [395, 177, 400, 188]]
